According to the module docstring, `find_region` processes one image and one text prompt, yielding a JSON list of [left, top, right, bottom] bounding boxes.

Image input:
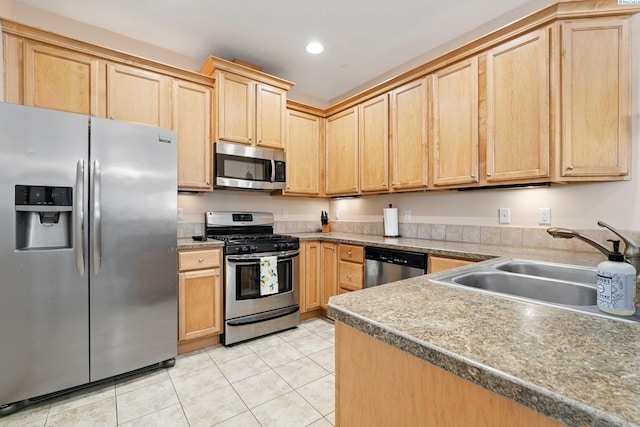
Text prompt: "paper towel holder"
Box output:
[[383, 204, 400, 238]]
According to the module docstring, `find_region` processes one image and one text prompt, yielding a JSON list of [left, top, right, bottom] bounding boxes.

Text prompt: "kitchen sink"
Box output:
[[431, 259, 639, 323]]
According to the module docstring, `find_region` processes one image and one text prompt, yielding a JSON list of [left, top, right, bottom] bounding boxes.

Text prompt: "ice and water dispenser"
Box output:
[[15, 185, 73, 250]]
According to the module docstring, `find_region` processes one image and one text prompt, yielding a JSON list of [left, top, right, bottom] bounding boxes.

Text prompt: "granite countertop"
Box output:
[[177, 237, 224, 250], [320, 236, 640, 426]]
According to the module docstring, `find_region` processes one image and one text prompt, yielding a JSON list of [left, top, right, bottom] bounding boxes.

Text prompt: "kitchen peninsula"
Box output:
[[327, 256, 640, 426]]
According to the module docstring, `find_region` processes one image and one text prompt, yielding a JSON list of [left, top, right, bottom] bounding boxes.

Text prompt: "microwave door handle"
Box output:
[[270, 159, 276, 183]]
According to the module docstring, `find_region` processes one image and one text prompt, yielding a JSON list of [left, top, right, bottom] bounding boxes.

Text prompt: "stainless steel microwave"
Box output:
[[214, 141, 286, 191]]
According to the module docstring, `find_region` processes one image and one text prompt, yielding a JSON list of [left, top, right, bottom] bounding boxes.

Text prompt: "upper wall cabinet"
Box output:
[[22, 41, 99, 116], [390, 78, 429, 191], [359, 94, 390, 193], [485, 28, 550, 183], [2, 19, 215, 192], [104, 63, 171, 129], [326, 107, 359, 195], [200, 57, 294, 150], [557, 17, 631, 181], [430, 61, 478, 187], [285, 108, 323, 196]]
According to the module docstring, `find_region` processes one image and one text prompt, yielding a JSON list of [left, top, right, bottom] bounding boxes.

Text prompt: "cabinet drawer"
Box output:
[[179, 249, 221, 271], [339, 244, 364, 263], [339, 260, 364, 291]]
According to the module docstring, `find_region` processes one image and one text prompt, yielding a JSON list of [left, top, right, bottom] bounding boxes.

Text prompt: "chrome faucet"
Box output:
[[547, 221, 640, 275]]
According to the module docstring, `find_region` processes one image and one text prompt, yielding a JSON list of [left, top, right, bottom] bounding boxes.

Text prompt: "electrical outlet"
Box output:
[[283, 210, 289, 220], [404, 209, 412, 220], [498, 208, 510, 224], [335, 210, 340, 220], [539, 208, 551, 225], [177, 208, 183, 222]]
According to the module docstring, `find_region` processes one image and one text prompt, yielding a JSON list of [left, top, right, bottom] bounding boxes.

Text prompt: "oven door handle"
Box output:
[[226, 250, 299, 262], [227, 305, 299, 326]]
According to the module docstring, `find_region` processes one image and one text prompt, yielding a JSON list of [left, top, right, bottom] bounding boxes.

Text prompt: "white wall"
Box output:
[[0, 0, 15, 18]]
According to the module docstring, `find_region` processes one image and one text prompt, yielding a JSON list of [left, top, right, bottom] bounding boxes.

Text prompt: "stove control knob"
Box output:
[[240, 245, 249, 253], [249, 245, 259, 252], [288, 242, 296, 249]]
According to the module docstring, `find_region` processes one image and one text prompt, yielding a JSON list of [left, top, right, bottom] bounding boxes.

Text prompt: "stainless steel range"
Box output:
[[205, 211, 300, 345]]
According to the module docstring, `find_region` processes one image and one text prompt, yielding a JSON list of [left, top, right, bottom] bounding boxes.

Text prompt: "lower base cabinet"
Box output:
[[300, 241, 322, 318], [177, 248, 223, 354], [335, 322, 561, 426], [428, 254, 478, 273]]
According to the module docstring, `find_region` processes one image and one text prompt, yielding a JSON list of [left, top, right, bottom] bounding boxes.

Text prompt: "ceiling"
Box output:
[[17, 0, 547, 104]]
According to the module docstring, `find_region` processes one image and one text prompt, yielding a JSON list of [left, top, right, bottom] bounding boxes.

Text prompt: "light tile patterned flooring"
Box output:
[[0, 318, 336, 427]]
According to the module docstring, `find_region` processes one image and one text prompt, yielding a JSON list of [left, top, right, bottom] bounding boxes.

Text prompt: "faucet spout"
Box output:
[[546, 227, 613, 257]]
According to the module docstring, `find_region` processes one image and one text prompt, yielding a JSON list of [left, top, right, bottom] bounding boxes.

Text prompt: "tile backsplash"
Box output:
[[178, 219, 639, 254]]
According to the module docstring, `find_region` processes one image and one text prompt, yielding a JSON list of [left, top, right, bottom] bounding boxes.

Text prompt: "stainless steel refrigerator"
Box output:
[[0, 102, 178, 413]]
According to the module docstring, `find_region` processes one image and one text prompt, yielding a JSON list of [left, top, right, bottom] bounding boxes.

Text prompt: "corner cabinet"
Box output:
[[285, 108, 323, 196], [177, 248, 223, 354], [200, 56, 294, 150], [556, 17, 631, 181]]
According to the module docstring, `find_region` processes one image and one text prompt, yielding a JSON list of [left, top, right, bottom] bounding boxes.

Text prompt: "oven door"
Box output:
[[225, 249, 299, 320]]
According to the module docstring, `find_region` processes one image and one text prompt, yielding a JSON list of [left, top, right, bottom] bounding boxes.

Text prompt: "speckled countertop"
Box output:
[[309, 233, 640, 427], [177, 237, 224, 250]]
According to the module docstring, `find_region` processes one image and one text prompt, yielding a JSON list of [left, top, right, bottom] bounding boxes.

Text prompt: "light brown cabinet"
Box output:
[[285, 109, 323, 195], [173, 79, 213, 191], [359, 94, 390, 193], [390, 78, 429, 190], [557, 17, 631, 181], [427, 254, 478, 273], [300, 241, 322, 316], [320, 242, 338, 309], [104, 62, 171, 128], [338, 244, 364, 293], [326, 107, 359, 195], [200, 56, 293, 150], [485, 28, 550, 183], [22, 41, 99, 115], [177, 248, 223, 354], [431, 59, 478, 187]]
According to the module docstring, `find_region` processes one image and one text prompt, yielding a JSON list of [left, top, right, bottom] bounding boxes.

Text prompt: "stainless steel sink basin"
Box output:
[[495, 260, 597, 284], [453, 272, 596, 306], [431, 259, 639, 323]]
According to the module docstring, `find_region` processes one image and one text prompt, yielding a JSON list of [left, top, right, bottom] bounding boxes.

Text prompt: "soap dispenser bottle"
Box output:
[[596, 239, 637, 316]]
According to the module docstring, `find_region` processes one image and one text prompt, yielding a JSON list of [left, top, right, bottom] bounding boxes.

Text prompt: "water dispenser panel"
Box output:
[[15, 185, 73, 250], [15, 185, 72, 206]]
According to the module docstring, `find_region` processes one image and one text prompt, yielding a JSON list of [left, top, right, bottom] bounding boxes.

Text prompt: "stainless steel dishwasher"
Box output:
[[364, 246, 427, 287]]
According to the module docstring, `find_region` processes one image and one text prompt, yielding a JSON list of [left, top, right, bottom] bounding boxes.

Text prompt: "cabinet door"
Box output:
[[320, 242, 338, 309], [179, 268, 222, 341], [390, 78, 428, 190], [326, 107, 359, 195], [23, 41, 99, 115], [360, 94, 390, 193], [301, 241, 322, 313], [105, 63, 170, 128], [173, 79, 212, 191], [427, 255, 477, 274], [286, 109, 322, 195], [256, 83, 286, 149], [559, 18, 630, 179], [486, 29, 549, 182], [431, 60, 478, 187], [217, 71, 254, 145]]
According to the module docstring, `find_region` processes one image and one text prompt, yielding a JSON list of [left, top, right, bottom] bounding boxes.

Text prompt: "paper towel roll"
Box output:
[[383, 208, 399, 237]]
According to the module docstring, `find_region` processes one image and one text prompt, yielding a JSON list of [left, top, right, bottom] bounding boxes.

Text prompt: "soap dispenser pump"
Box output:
[[596, 239, 636, 316]]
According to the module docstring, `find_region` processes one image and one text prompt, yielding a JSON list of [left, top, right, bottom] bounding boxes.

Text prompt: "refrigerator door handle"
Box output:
[[75, 159, 85, 277], [92, 159, 102, 275]]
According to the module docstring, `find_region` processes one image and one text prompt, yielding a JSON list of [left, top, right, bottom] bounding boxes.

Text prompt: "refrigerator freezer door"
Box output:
[[88, 118, 177, 381], [0, 103, 90, 405]]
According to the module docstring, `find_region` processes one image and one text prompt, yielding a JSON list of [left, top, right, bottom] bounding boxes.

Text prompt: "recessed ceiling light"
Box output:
[[306, 41, 324, 54]]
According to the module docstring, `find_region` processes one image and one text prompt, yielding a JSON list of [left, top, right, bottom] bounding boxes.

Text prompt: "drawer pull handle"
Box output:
[[347, 251, 352, 255], [346, 275, 352, 279], [199, 258, 204, 262]]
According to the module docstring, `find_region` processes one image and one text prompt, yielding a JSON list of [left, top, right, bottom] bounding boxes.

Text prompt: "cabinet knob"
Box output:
[[392, 182, 397, 186], [352, 186, 356, 190], [567, 165, 574, 171], [198, 258, 204, 262], [487, 173, 492, 177], [470, 174, 475, 179], [347, 251, 352, 255], [346, 275, 352, 279], [383, 183, 387, 187], [216, 272, 220, 277]]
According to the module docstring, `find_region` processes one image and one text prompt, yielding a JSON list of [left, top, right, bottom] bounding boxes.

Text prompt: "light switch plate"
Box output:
[[539, 208, 551, 225], [283, 210, 289, 220], [404, 209, 412, 220], [498, 208, 510, 224], [177, 208, 183, 222]]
